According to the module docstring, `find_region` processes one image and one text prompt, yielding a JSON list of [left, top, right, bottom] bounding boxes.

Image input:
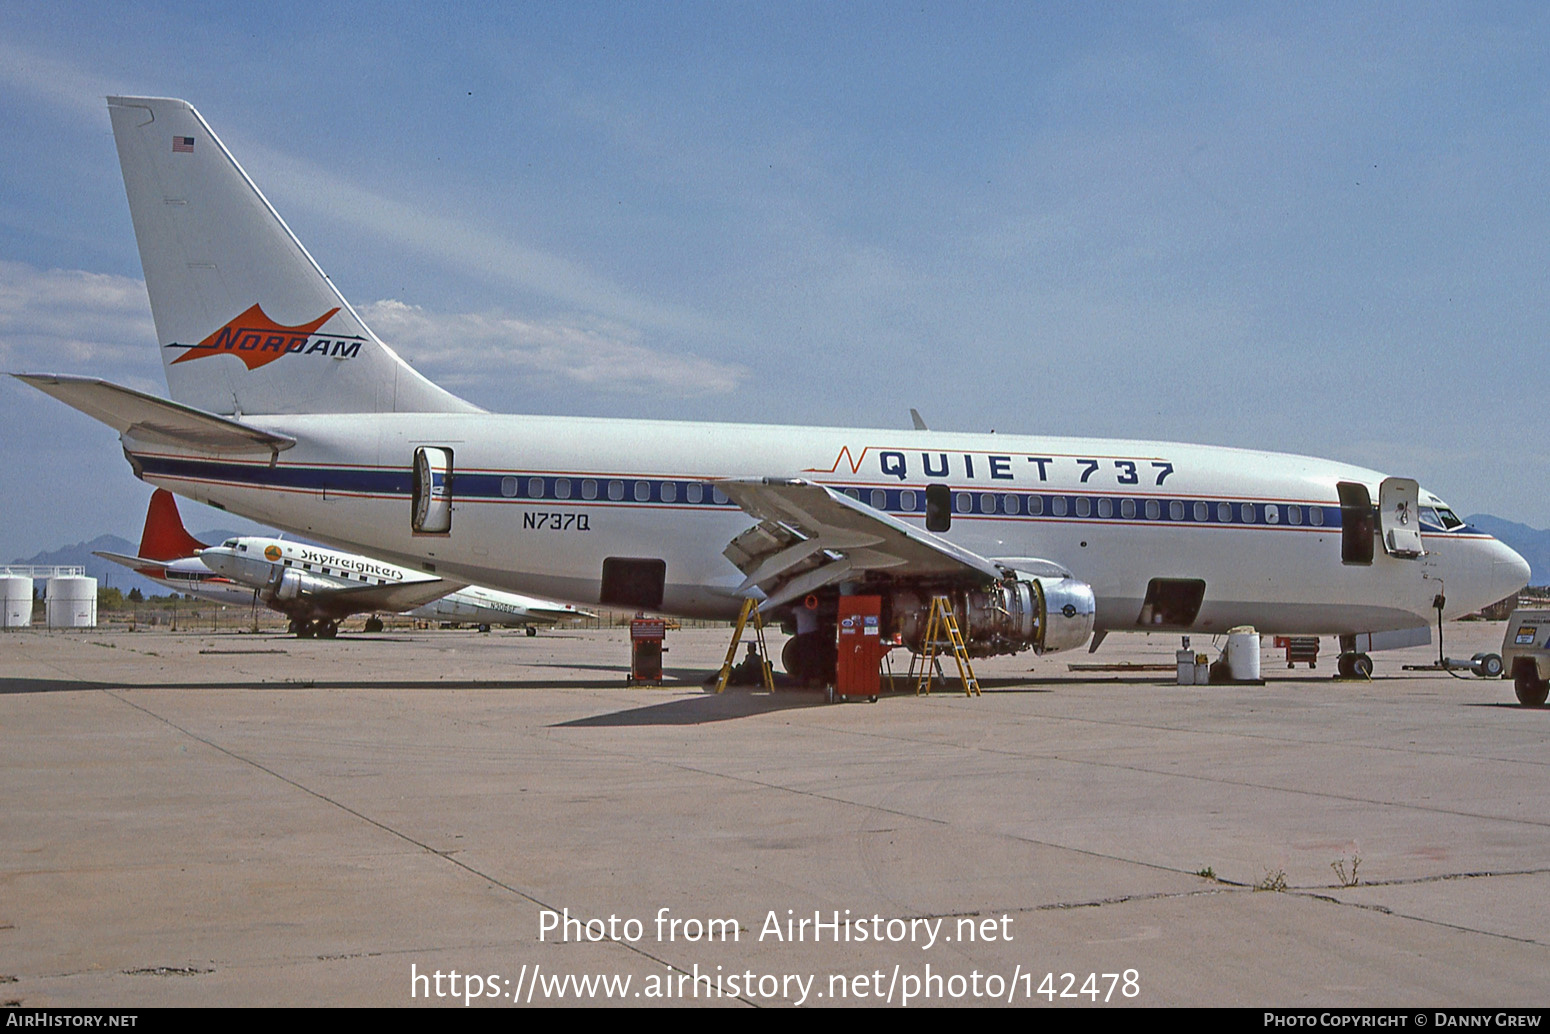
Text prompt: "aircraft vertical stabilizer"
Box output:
[[106, 96, 479, 417], [138, 488, 207, 561]]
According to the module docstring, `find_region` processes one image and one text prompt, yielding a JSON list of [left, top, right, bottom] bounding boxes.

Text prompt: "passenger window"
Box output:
[[555, 479, 572, 500], [581, 479, 597, 500], [661, 482, 678, 503], [608, 480, 625, 501], [1217, 502, 1231, 523], [899, 489, 916, 512], [1121, 498, 1136, 519], [1097, 498, 1113, 518], [1052, 497, 1069, 517], [1193, 501, 1208, 522], [500, 477, 517, 498], [954, 492, 971, 514], [1287, 505, 1302, 525], [1145, 499, 1160, 520], [871, 489, 887, 510], [1028, 496, 1044, 516], [1169, 500, 1184, 521], [1002, 494, 1020, 515], [1265, 504, 1280, 524], [686, 483, 703, 504], [1075, 497, 1091, 518], [634, 481, 651, 502]]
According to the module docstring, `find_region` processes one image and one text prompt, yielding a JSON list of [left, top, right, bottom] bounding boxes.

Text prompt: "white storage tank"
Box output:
[[1, 574, 33, 628], [1225, 626, 1262, 682], [46, 575, 97, 629]]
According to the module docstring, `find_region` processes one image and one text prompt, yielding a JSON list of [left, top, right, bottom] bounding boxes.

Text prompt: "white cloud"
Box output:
[[0, 260, 156, 372], [359, 299, 747, 397]]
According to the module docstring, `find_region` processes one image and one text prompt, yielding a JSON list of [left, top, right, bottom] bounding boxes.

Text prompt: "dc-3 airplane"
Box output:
[[17, 97, 1532, 682], [98, 489, 591, 637]]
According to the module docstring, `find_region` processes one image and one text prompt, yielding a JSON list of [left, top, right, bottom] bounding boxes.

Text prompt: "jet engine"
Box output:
[[890, 572, 1096, 657]]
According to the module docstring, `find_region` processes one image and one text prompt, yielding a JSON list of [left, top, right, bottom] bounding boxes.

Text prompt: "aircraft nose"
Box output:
[[1490, 539, 1532, 602]]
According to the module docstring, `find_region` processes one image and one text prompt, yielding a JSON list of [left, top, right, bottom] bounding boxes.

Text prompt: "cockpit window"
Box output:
[[1423, 507, 1465, 531], [223, 539, 237, 547]]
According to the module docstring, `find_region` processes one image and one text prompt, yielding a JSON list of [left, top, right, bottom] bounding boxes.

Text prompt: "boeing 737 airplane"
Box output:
[[18, 97, 1532, 683], [100, 489, 590, 636]]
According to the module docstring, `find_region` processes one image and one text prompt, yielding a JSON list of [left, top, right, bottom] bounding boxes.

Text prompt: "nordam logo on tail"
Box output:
[[168, 304, 364, 370]]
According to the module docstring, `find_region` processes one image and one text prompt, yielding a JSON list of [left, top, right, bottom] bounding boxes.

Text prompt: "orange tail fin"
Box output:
[[137, 489, 207, 561]]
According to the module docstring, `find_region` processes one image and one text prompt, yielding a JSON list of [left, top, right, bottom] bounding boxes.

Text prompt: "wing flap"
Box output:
[[718, 478, 1004, 605]]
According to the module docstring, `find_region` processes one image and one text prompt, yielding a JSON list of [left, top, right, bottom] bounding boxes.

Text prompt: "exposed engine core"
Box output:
[[891, 573, 1096, 657]]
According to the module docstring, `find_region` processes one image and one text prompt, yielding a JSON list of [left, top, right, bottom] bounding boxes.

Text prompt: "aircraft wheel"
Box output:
[[526, 626, 538, 637], [1336, 653, 1354, 679], [295, 621, 315, 639], [1478, 653, 1504, 679], [364, 616, 384, 633], [1514, 663, 1548, 706], [478, 623, 491, 633], [319, 621, 339, 639], [782, 632, 837, 686], [1351, 653, 1373, 679]]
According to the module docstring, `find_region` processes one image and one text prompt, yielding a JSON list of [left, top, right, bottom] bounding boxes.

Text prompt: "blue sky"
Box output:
[[2, 2, 1548, 559]]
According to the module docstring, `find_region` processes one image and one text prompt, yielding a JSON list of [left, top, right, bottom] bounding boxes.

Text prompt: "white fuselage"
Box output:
[[197, 534, 585, 626], [128, 413, 1529, 638], [122, 556, 258, 608]]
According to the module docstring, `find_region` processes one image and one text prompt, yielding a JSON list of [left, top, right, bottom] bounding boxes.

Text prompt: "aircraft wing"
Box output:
[[301, 578, 463, 617], [14, 375, 296, 455], [719, 478, 1005, 610]]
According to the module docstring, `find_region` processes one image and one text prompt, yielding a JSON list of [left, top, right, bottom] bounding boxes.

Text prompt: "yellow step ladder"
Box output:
[[716, 598, 776, 694], [915, 595, 981, 697]]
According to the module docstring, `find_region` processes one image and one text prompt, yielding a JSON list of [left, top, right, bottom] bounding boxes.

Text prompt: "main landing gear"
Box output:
[[288, 619, 339, 639], [782, 631, 838, 687]]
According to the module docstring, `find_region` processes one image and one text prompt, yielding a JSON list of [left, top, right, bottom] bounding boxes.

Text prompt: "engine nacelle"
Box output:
[[891, 572, 1096, 657], [269, 567, 332, 602]]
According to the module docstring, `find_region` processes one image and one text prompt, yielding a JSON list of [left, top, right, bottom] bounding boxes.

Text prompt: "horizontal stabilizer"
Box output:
[[13, 375, 295, 454], [93, 549, 163, 574]]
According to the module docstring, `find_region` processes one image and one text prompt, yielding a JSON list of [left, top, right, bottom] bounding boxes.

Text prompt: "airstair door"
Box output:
[[412, 446, 453, 535], [1378, 477, 1424, 558]]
